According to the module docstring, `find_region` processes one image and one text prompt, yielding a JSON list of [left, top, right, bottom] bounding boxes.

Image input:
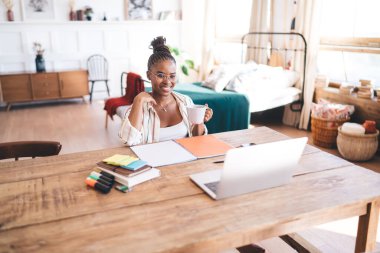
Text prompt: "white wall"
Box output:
[[0, 0, 183, 101], [0, 0, 182, 22], [0, 21, 182, 99]]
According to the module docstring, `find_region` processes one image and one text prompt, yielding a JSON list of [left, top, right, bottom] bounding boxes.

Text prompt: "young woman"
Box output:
[[119, 36, 213, 146]]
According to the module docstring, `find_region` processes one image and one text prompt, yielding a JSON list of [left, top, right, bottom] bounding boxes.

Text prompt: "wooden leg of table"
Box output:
[[6, 103, 11, 111], [355, 200, 380, 253], [105, 113, 108, 129]]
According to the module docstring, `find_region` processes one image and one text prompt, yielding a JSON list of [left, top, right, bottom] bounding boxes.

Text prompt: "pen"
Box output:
[[239, 142, 256, 147]]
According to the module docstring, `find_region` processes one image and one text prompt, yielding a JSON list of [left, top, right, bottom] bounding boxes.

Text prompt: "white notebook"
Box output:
[[131, 140, 196, 167]]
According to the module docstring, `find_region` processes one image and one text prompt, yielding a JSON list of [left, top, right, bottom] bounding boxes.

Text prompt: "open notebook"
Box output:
[[131, 135, 233, 167]]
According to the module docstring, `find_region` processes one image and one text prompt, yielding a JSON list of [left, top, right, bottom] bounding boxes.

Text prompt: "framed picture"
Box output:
[[125, 0, 152, 20], [21, 0, 55, 21]]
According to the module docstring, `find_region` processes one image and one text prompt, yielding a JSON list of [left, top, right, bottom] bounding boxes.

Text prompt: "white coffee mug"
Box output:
[[186, 105, 207, 124]]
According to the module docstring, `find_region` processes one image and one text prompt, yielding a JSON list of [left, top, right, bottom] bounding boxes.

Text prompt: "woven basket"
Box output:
[[311, 115, 350, 148], [337, 127, 379, 161]]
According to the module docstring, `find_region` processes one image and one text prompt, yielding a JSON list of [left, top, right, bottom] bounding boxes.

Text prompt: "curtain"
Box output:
[[246, 0, 270, 64], [198, 0, 217, 81], [276, 0, 322, 129]]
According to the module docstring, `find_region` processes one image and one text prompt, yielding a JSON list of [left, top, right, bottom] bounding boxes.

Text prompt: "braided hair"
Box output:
[[147, 36, 176, 70]]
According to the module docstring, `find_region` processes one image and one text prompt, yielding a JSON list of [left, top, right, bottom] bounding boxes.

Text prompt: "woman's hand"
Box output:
[[133, 92, 156, 106], [204, 104, 213, 123], [192, 104, 213, 136], [128, 92, 156, 131]]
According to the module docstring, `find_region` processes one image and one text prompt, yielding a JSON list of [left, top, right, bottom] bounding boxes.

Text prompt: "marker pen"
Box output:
[[94, 169, 115, 180], [85, 177, 111, 194], [90, 171, 114, 183], [88, 174, 113, 187]]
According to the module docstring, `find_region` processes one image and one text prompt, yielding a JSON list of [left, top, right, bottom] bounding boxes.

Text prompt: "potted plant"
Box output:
[[2, 0, 14, 21], [33, 42, 46, 72], [168, 46, 196, 77]]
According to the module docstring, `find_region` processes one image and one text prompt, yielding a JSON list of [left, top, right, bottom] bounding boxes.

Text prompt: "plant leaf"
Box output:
[[181, 65, 189, 76], [169, 46, 180, 56], [184, 59, 195, 69]]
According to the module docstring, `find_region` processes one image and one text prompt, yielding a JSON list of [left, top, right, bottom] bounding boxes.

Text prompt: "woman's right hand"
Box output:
[[133, 92, 157, 106], [128, 92, 156, 131]]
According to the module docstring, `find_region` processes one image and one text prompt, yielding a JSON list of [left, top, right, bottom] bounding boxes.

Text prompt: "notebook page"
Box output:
[[131, 140, 197, 167]]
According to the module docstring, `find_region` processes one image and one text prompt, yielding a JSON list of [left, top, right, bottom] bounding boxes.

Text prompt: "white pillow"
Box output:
[[202, 62, 257, 92], [225, 64, 300, 93]]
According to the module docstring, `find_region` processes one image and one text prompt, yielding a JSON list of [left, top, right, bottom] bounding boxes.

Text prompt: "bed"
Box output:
[[201, 32, 307, 113]]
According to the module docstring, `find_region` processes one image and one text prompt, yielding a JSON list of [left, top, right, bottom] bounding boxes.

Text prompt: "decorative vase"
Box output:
[[69, 10, 76, 21], [76, 10, 84, 21], [7, 9, 14, 22], [35, 55, 46, 73]]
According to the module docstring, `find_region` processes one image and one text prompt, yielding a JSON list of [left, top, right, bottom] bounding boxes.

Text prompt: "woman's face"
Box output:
[[148, 59, 177, 97]]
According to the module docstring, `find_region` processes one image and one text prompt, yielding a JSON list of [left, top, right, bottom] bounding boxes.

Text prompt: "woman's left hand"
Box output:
[[204, 104, 213, 123]]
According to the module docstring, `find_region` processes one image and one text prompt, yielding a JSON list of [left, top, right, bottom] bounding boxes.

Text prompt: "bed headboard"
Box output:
[[241, 32, 307, 112]]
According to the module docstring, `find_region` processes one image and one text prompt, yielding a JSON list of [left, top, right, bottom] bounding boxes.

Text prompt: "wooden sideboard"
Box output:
[[0, 70, 89, 110]]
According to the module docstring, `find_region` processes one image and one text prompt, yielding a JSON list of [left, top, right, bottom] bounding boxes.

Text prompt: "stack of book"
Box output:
[[96, 154, 160, 188]]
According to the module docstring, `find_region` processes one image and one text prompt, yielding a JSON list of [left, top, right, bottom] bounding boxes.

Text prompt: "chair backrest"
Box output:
[[0, 141, 62, 161], [87, 54, 108, 81]]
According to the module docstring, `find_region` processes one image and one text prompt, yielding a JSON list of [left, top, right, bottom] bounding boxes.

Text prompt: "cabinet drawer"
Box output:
[[0, 74, 32, 102], [31, 73, 60, 99]]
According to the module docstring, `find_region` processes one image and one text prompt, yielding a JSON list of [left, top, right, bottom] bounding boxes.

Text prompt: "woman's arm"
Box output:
[[128, 92, 156, 131]]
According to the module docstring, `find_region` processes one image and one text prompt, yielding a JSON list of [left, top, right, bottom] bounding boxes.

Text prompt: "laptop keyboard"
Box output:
[[205, 181, 220, 194]]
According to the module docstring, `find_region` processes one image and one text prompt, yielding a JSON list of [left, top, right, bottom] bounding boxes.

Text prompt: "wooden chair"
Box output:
[[0, 141, 62, 161], [87, 54, 110, 103]]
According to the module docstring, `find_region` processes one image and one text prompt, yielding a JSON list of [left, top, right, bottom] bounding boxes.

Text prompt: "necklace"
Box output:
[[157, 103, 168, 112], [153, 94, 173, 112], [156, 99, 172, 112]]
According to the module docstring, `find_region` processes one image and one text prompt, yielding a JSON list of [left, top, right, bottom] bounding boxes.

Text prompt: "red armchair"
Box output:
[[104, 72, 147, 128]]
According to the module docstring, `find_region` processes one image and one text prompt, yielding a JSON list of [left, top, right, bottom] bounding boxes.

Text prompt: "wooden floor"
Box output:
[[1, 100, 379, 253]]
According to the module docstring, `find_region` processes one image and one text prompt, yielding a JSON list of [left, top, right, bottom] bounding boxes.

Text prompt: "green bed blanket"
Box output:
[[148, 82, 250, 134]]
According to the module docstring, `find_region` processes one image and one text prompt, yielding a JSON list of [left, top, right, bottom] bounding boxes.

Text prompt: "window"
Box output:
[[318, 0, 380, 88], [214, 0, 252, 64]]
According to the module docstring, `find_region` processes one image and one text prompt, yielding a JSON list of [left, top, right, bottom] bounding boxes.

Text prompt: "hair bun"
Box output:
[[150, 36, 170, 54]]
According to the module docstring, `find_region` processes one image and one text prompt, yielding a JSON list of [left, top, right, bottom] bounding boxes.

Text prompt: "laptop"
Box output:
[[190, 137, 307, 200]]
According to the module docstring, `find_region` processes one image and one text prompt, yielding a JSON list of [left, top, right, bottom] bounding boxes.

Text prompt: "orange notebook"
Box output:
[[175, 135, 234, 158]]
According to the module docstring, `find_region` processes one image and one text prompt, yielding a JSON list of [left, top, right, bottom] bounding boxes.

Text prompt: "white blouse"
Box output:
[[159, 120, 188, 142], [119, 91, 208, 146]]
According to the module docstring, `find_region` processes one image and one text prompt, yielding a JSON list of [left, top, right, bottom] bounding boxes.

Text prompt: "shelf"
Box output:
[[314, 87, 380, 129]]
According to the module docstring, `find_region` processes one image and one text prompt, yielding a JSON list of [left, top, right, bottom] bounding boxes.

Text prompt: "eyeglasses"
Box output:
[[149, 71, 177, 83]]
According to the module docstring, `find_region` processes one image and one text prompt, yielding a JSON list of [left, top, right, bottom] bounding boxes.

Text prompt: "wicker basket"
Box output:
[[311, 115, 350, 148], [337, 127, 379, 161]]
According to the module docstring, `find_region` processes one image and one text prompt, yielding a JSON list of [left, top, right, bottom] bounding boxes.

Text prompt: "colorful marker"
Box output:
[[85, 177, 111, 194], [90, 171, 114, 183], [95, 169, 115, 180], [88, 174, 113, 187], [115, 184, 131, 193]]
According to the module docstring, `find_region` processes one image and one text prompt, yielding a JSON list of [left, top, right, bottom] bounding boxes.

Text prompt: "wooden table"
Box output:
[[0, 127, 379, 253]]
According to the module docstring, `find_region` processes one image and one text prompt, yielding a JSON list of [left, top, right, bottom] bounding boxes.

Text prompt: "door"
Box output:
[[58, 70, 89, 98]]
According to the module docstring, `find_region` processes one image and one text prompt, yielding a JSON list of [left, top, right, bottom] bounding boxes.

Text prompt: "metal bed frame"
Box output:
[[241, 32, 307, 112]]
